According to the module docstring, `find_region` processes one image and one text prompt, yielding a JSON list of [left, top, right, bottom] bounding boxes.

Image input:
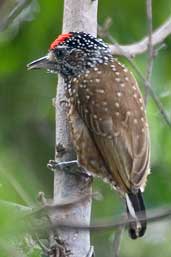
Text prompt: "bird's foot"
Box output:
[[47, 160, 93, 181], [47, 159, 78, 172]]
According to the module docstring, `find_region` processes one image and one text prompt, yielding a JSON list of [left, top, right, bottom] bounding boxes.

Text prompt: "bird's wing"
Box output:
[[71, 59, 150, 193]]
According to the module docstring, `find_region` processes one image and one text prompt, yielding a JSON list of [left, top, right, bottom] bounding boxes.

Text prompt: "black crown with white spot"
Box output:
[[61, 32, 110, 52]]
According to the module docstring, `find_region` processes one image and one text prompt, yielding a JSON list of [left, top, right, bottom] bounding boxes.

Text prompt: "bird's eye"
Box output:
[[54, 47, 67, 59]]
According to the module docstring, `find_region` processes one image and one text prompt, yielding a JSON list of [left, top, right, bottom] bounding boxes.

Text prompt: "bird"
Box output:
[[27, 31, 150, 239]]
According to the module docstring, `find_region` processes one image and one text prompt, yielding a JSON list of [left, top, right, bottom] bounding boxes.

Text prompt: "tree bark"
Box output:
[[51, 1, 98, 257]]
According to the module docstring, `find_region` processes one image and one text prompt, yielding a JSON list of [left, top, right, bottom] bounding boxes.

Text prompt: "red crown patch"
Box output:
[[49, 33, 73, 50]]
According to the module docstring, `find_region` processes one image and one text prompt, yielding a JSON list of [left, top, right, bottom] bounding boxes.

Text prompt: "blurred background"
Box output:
[[0, 0, 171, 256]]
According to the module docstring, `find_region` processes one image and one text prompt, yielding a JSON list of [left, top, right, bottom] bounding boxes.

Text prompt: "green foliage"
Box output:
[[0, 0, 171, 256]]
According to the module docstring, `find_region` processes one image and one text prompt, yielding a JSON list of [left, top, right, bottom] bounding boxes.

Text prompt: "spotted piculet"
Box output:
[[27, 32, 150, 239]]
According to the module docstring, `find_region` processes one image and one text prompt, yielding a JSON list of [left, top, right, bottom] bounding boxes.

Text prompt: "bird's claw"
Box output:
[[47, 159, 79, 172], [47, 160, 93, 181], [47, 159, 60, 171]]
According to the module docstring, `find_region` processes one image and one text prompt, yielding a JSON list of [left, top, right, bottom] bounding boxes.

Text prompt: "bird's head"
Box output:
[[27, 32, 111, 78]]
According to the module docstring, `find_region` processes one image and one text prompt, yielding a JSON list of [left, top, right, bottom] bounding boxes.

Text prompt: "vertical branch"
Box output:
[[144, 0, 154, 105], [51, 1, 98, 257]]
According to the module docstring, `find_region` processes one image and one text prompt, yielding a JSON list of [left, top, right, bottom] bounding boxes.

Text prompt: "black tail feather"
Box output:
[[126, 190, 146, 239]]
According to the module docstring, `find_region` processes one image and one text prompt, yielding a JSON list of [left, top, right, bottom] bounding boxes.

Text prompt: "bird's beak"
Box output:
[[27, 55, 55, 71]]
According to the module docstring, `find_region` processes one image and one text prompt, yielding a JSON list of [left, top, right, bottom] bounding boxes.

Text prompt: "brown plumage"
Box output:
[[68, 59, 150, 193], [27, 32, 150, 239]]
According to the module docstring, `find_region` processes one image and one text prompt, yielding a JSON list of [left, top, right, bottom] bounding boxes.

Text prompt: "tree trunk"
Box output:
[[51, 1, 98, 257]]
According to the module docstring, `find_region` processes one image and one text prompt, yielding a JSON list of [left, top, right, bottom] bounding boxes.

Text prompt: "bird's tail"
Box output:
[[125, 190, 146, 239]]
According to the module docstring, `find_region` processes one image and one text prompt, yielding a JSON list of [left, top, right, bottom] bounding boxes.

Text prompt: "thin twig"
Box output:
[[45, 206, 171, 232], [0, 168, 33, 205], [6, 205, 171, 237], [144, 0, 154, 105], [0, 199, 31, 212], [109, 17, 171, 57], [23, 191, 101, 218], [35, 233, 51, 256], [0, 0, 31, 31]]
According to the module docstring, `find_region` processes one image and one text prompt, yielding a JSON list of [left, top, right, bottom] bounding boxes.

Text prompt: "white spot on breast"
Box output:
[[119, 63, 124, 68], [120, 83, 125, 88], [102, 101, 108, 106], [111, 64, 116, 68], [86, 95, 90, 100], [108, 135, 113, 139], [104, 56, 109, 60], [115, 72, 120, 76], [115, 102, 120, 108], [95, 78, 100, 83], [70, 97, 74, 103], [115, 112, 120, 116], [133, 118, 138, 124], [98, 60, 103, 64], [72, 88, 76, 94], [125, 77, 129, 81], [133, 93, 137, 98], [123, 68, 128, 73], [96, 89, 105, 94], [115, 78, 121, 82], [93, 114, 98, 119], [114, 131, 120, 137], [117, 92, 122, 97], [122, 111, 131, 125]]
